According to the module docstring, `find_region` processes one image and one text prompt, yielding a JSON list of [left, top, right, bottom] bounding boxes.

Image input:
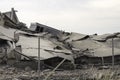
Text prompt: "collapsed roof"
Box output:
[[64, 32, 120, 57], [0, 8, 74, 63], [0, 8, 120, 67], [16, 33, 73, 61]]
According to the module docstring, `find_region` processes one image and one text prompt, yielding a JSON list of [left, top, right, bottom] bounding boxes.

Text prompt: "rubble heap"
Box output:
[[0, 8, 120, 70]]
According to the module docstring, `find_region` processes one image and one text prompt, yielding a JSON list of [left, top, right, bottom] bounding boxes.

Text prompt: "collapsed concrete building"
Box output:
[[0, 8, 74, 70], [61, 32, 120, 68], [0, 8, 120, 70]]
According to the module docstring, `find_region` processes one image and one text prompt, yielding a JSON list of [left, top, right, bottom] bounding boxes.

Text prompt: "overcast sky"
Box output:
[[0, 0, 120, 34]]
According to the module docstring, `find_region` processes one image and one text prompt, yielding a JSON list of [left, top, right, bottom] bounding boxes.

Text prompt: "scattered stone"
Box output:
[[18, 75, 31, 80], [25, 66, 31, 72]]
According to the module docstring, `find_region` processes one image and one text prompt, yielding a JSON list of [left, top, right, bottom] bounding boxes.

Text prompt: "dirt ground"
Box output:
[[0, 65, 120, 80]]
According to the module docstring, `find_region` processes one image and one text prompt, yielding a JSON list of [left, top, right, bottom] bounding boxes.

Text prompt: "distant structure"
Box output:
[[0, 8, 27, 30], [29, 23, 62, 37], [0, 8, 19, 27]]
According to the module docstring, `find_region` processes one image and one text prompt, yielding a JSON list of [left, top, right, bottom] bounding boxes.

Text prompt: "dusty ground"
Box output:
[[0, 65, 120, 80]]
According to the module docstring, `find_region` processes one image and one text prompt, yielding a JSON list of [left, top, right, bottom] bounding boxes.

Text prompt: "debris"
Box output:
[[0, 8, 120, 80]]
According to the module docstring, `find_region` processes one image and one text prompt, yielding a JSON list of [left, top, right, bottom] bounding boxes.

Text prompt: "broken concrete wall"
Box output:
[[0, 39, 15, 63], [7, 45, 21, 60], [29, 23, 62, 38]]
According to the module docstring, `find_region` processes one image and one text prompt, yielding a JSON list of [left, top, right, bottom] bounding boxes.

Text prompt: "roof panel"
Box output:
[[16, 34, 73, 61]]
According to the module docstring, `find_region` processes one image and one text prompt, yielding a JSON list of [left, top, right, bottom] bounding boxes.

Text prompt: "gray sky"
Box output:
[[0, 0, 120, 34]]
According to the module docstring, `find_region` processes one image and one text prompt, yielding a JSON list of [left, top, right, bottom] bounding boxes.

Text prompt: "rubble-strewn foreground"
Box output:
[[0, 8, 120, 80], [0, 65, 120, 80]]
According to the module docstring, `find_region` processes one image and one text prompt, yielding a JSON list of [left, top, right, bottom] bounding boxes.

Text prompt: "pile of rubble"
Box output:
[[0, 8, 120, 79], [0, 65, 120, 80], [0, 8, 74, 69]]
